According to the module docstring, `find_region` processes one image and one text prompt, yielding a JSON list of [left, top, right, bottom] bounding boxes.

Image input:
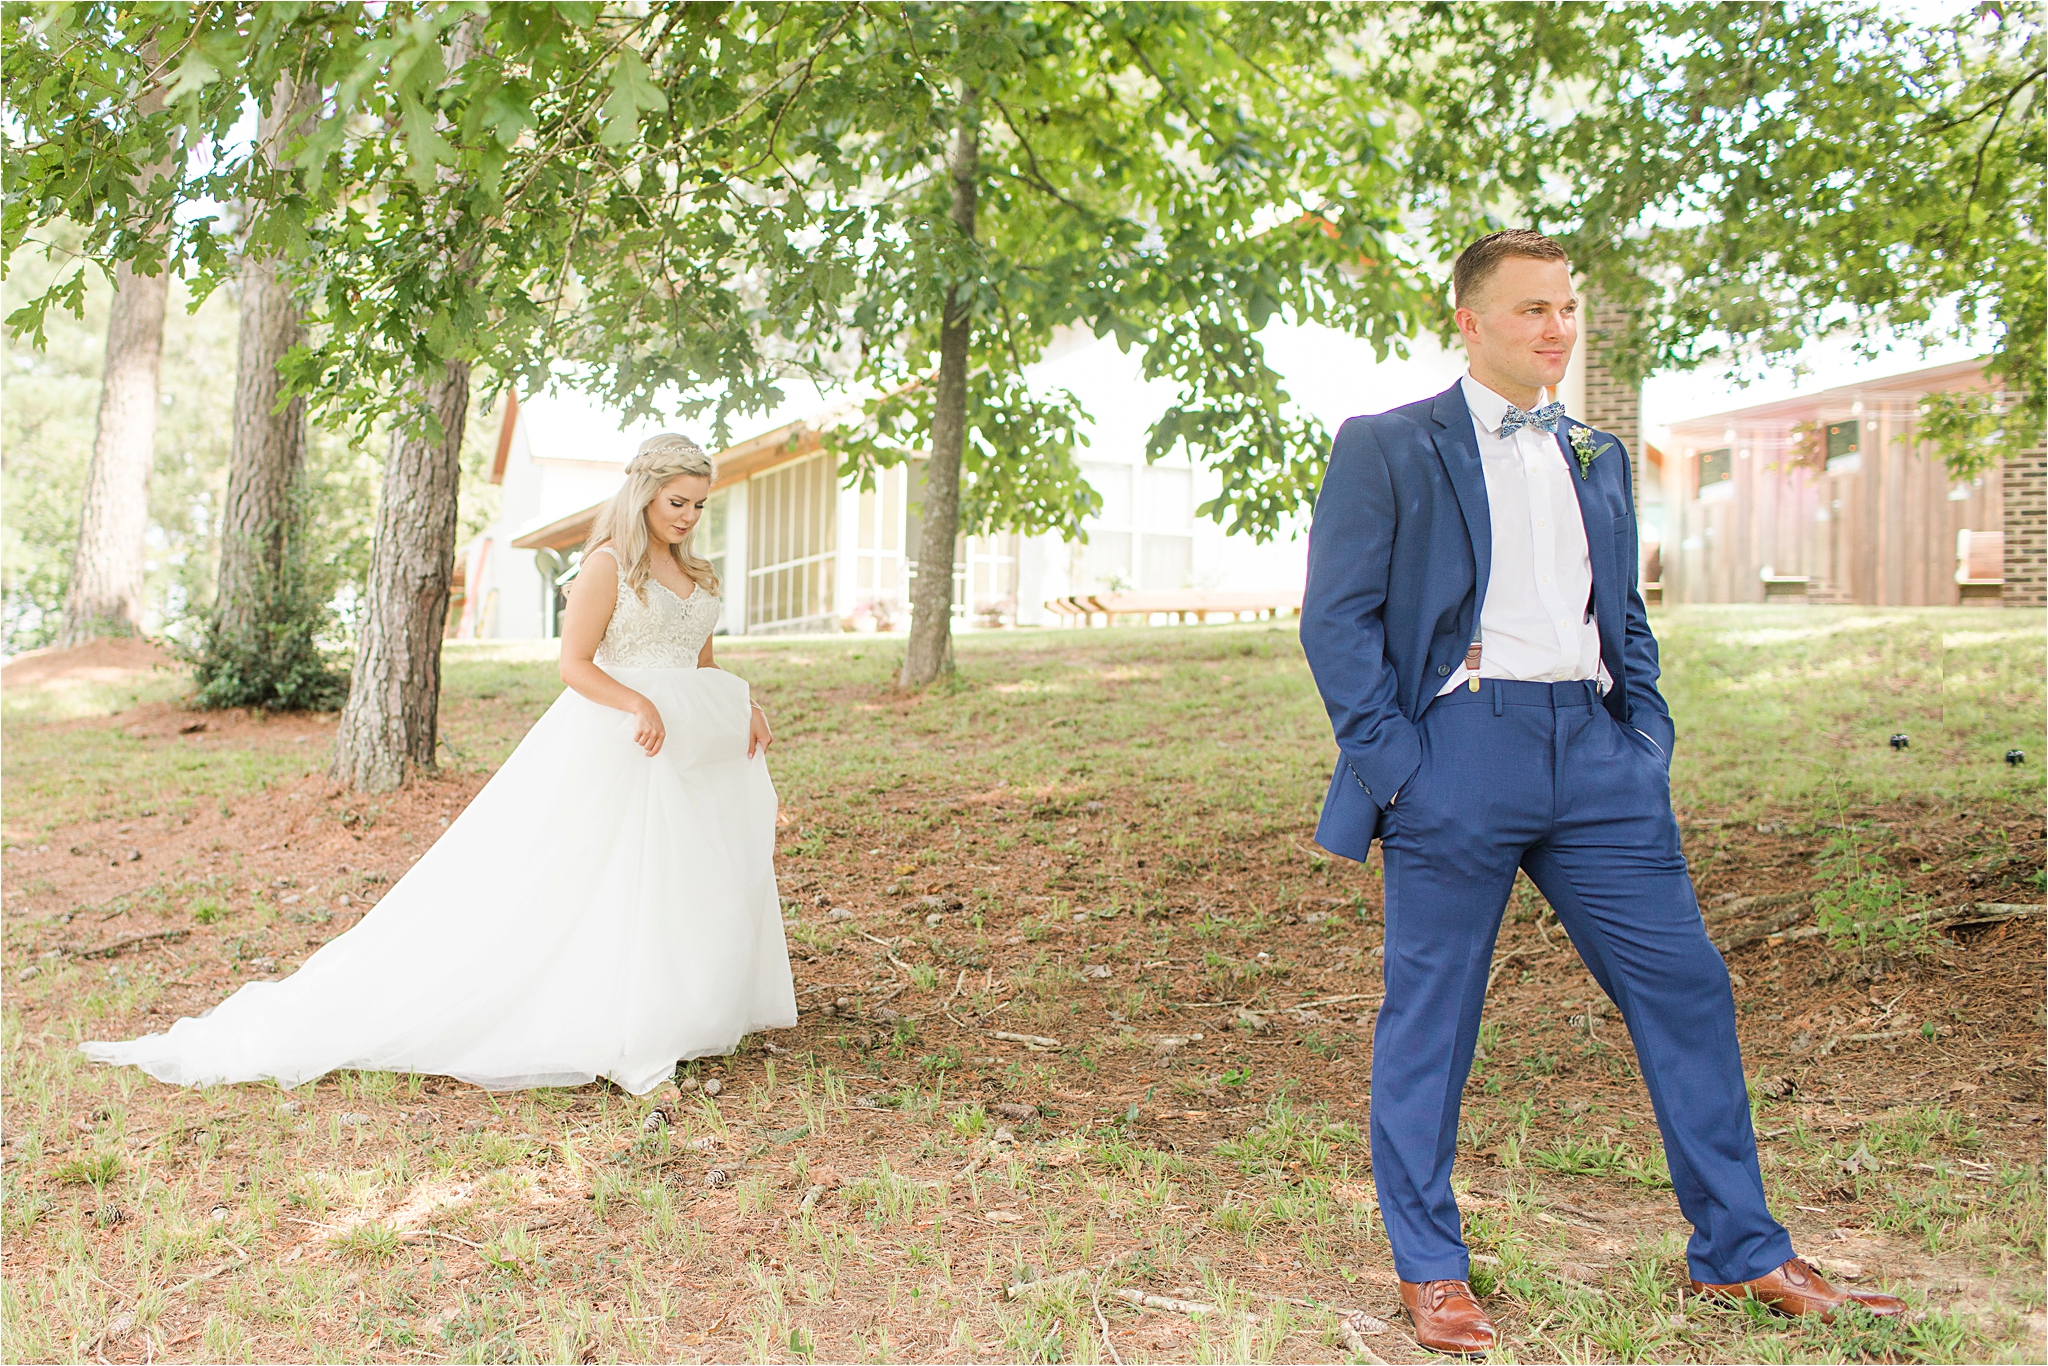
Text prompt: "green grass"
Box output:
[[4, 608, 2042, 1362], [10, 607, 2036, 845], [1652, 607, 2043, 812], [0, 711, 324, 840]]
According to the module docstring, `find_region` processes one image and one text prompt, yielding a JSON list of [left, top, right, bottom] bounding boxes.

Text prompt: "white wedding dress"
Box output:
[[83, 573, 796, 1096]]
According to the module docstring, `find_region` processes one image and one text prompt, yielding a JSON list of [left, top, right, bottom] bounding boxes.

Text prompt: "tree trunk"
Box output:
[[900, 91, 980, 691], [328, 19, 482, 788], [327, 362, 470, 791], [57, 56, 172, 649], [214, 77, 317, 646], [57, 260, 169, 645]]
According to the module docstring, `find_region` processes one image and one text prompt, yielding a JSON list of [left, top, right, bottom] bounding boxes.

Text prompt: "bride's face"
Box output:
[[644, 473, 711, 548]]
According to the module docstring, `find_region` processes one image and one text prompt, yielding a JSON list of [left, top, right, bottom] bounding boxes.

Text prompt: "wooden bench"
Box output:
[[1957, 529, 2004, 603], [1048, 590, 1304, 627], [1760, 572, 1811, 602]]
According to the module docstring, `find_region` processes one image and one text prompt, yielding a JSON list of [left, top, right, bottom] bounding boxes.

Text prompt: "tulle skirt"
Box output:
[[82, 665, 796, 1096]]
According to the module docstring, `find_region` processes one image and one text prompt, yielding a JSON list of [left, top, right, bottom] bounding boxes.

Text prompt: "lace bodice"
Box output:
[[590, 550, 721, 668]]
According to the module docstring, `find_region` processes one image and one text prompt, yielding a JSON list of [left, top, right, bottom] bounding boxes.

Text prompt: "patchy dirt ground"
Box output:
[[0, 637, 175, 690], [4, 636, 2044, 1364]]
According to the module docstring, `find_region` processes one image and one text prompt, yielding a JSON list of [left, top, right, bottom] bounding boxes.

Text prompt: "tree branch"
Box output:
[[1922, 62, 2045, 134], [988, 97, 1093, 216]]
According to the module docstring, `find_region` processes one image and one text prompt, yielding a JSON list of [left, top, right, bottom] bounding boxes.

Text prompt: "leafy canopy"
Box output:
[[1385, 0, 2044, 476], [4, 1, 1440, 542], [7, 1, 2032, 513]]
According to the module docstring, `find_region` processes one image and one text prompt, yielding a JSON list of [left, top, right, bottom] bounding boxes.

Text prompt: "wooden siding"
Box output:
[[1663, 361, 2006, 606]]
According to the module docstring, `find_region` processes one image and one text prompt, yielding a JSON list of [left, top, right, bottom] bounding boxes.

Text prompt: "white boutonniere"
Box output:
[[1567, 425, 1616, 481]]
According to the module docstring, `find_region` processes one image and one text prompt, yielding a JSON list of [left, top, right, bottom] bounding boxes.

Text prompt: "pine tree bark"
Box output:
[[57, 56, 172, 648], [900, 90, 980, 691], [214, 77, 317, 646], [327, 363, 470, 791], [328, 19, 481, 789], [57, 260, 168, 645]]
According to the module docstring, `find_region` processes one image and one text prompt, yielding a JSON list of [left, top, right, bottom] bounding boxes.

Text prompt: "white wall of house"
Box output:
[[1009, 323, 1472, 623], [455, 392, 664, 640], [460, 323, 1479, 640]]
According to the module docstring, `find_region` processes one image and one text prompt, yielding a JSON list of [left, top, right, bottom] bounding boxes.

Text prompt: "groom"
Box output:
[[1299, 230, 1905, 1354]]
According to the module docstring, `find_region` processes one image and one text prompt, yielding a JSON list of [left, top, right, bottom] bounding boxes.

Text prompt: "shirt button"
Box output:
[[1542, 576, 1551, 583]]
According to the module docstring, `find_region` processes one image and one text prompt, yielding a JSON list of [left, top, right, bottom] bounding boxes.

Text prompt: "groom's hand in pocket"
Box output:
[[631, 697, 666, 756]]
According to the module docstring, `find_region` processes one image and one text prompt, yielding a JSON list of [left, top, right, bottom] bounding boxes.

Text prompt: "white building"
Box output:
[[454, 324, 1483, 639]]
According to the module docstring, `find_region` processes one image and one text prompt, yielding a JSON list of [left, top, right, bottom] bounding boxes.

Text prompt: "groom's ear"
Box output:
[[1452, 303, 1482, 347]]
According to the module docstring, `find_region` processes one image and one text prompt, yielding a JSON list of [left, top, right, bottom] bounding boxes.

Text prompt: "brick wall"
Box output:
[[2005, 438, 2046, 607], [1581, 299, 1643, 512]]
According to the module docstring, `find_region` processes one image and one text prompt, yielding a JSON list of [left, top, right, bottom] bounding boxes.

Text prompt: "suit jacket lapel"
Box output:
[[1428, 384, 1490, 614], [1557, 419, 1623, 678]]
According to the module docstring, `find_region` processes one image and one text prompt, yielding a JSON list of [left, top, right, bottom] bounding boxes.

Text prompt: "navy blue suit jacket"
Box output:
[[1299, 380, 1673, 862]]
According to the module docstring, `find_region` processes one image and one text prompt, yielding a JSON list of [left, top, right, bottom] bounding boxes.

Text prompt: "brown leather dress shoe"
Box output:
[[1690, 1256, 1907, 1322], [1399, 1279, 1497, 1356]]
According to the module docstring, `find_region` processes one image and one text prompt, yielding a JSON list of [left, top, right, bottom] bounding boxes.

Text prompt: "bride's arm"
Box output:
[[559, 549, 667, 756]]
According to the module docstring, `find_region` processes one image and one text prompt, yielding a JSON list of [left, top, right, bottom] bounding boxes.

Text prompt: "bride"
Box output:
[[83, 434, 797, 1095]]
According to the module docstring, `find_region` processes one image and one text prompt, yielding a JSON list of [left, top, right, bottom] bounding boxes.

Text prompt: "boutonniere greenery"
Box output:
[[1567, 425, 1617, 480]]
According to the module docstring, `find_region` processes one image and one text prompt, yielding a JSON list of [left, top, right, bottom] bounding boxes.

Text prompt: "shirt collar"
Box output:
[[1461, 373, 1554, 435]]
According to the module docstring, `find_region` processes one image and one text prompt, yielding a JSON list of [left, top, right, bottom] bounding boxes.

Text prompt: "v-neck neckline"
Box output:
[[646, 575, 697, 608]]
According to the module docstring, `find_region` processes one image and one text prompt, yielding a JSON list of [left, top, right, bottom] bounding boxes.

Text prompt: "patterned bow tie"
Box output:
[[1497, 401, 1566, 437]]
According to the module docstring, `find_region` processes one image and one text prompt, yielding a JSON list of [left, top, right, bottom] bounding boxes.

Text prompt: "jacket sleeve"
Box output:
[[1615, 436, 1676, 757], [1300, 418, 1421, 809]]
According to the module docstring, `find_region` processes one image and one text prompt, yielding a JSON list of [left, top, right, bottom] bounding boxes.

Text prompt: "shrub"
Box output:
[[179, 551, 348, 712]]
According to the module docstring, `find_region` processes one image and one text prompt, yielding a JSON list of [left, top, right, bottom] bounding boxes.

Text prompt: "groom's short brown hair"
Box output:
[[1452, 230, 1571, 308]]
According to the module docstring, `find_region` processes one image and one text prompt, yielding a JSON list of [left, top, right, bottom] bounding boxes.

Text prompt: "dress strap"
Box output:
[[586, 545, 618, 565]]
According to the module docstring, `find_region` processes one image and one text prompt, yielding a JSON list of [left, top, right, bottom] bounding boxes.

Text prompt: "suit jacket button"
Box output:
[[1437, 664, 1451, 676]]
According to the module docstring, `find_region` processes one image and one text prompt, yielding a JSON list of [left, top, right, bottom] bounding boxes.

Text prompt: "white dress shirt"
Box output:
[[1438, 374, 1609, 697]]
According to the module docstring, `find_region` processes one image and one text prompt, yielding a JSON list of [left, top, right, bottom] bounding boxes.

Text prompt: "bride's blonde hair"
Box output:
[[587, 433, 721, 599]]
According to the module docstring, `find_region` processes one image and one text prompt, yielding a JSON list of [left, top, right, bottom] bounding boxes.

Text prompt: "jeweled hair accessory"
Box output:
[[632, 433, 710, 469]]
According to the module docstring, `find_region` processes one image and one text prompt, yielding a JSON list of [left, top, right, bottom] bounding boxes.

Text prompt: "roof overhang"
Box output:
[[1666, 356, 1989, 434], [710, 419, 825, 490], [509, 506, 599, 552], [490, 391, 520, 484], [508, 420, 833, 551]]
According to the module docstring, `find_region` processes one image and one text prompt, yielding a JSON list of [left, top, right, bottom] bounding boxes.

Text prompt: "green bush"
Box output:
[[178, 552, 349, 713]]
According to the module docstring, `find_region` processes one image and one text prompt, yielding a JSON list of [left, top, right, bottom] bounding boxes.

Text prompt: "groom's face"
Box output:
[[1455, 258, 1579, 394]]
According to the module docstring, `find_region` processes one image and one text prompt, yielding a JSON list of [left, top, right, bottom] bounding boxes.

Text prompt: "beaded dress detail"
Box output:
[[591, 551, 722, 669], [84, 550, 795, 1096]]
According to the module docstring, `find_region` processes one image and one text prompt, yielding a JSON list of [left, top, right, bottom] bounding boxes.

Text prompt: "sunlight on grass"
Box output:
[[3, 611, 2040, 1362]]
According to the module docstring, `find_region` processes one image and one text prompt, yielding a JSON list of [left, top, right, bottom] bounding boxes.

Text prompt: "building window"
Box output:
[[746, 452, 837, 633], [1080, 459, 1194, 591], [535, 546, 583, 638], [701, 489, 729, 589], [699, 489, 732, 633], [1138, 464, 1194, 589], [1825, 420, 1860, 459], [1698, 447, 1732, 492], [854, 464, 909, 627], [1824, 420, 1861, 469], [965, 533, 1020, 624]]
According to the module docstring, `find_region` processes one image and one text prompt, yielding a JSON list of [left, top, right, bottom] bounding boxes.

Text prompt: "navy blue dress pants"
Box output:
[[1370, 678, 1793, 1285]]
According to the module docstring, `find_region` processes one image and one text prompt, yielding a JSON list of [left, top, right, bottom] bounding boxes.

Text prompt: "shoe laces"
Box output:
[[1422, 1280, 1480, 1311]]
